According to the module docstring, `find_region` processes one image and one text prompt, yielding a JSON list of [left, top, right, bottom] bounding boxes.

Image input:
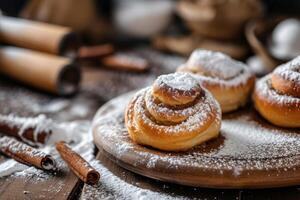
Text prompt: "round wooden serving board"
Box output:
[[92, 91, 300, 189]]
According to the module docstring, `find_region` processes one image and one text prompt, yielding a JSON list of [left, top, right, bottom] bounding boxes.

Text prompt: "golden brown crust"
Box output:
[[151, 74, 202, 106], [125, 73, 222, 151], [177, 49, 255, 113], [253, 57, 300, 128], [271, 61, 300, 98]]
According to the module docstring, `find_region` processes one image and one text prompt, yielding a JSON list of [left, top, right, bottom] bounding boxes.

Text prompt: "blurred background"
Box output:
[[1, 0, 300, 95]]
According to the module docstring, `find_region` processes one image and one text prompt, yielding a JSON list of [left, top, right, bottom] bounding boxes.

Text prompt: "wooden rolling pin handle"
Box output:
[[58, 32, 81, 57], [0, 46, 81, 95], [0, 15, 81, 56]]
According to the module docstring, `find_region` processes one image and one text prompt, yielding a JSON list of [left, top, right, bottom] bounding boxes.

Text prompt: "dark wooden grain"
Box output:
[[80, 150, 300, 200], [0, 162, 80, 200], [0, 47, 182, 199]]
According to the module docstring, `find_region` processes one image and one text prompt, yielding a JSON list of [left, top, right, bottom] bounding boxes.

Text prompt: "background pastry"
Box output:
[[178, 49, 255, 113], [253, 56, 300, 128], [125, 73, 221, 151]]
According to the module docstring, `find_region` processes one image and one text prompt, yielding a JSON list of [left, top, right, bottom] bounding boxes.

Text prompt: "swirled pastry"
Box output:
[[253, 57, 300, 128], [177, 49, 255, 113], [125, 73, 222, 151]]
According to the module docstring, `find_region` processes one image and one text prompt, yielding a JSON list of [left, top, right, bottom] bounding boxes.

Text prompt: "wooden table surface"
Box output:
[[0, 48, 179, 199], [80, 150, 300, 200], [0, 47, 300, 199]]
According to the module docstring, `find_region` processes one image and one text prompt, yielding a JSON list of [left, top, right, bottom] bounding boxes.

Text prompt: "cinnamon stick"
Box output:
[[0, 114, 53, 146], [56, 141, 100, 185], [101, 54, 149, 72], [77, 44, 114, 59], [0, 136, 56, 170]]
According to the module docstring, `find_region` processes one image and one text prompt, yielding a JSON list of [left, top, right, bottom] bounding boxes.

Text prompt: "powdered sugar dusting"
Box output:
[[0, 114, 53, 146], [0, 120, 94, 179], [186, 50, 242, 80], [131, 87, 220, 136], [155, 73, 199, 91], [0, 136, 51, 159], [178, 49, 254, 88], [145, 90, 199, 122], [81, 160, 187, 200], [93, 92, 300, 180], [273, 56, 300, 82], [255, 75, 300, 107]]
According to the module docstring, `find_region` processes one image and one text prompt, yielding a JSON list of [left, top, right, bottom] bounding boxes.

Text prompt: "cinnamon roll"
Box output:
[[253, 56, 300, 128], [177, 49, 255, 113], [125, 73, 222, 151]]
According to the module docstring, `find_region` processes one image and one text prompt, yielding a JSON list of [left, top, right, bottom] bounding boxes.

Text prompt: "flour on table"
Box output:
[[32, 100, 69, 113], [0, 159, 27, 177], [0, 120, 94, 179], [81, 160, 187, 200]]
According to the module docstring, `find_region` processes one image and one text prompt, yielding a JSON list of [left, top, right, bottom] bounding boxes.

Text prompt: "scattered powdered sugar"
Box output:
[[81, 160, 187, 200], [178, 49, 254, 88], [69, 104, 90, 118], [219, 115, 300, 159], [93, 92, 300, 180], [32, 100, 69, 114], [255, 75, 300, 107], [0, 114, 53, 146], [0, 120, 94, 179], [14, 165, 54, 182], [185, 50, 243, 80], [232, 166, 243, 177], [0, 136, 51, 162], [0, 82, 98, 121], [0, 159, 27, 177]]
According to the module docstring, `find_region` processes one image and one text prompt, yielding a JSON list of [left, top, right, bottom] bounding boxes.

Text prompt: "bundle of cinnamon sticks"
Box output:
[[0, 114, 100, 185]]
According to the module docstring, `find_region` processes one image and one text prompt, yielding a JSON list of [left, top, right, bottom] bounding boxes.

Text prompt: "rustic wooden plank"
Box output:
[[0, 73, 97, 200], [81, 150, 300, 200], [0, 47, 183, 199], [0, 167, 80, 200]]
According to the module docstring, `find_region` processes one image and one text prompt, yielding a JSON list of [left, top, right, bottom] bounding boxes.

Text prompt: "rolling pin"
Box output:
[[0, 15, 80, 55], [0, 46, 81, 95]]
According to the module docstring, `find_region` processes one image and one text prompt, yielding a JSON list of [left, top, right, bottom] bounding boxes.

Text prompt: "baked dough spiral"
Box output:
[[177, 49, 255, 113], [125, 73, 222, 151], [253, 56, 300, 128]]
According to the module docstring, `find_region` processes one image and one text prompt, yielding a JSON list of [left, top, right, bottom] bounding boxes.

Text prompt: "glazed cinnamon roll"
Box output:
[[177, 49, 255, 113], [125, 73, 221, 151], [253, 56, 300, 128]]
